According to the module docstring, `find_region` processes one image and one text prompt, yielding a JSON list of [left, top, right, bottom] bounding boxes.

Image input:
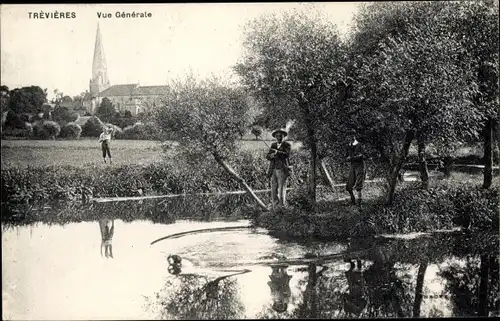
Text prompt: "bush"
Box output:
[[59, 122, 82, 139], [0, 150, 297, 206], [81, 116, 105, 137], [122, 122, 146, 140], [4, 111, 28, 129], [120, 121, 165, 140], [0, 122, 33, 139], [52, 106, 79, 126], [32, 120, 61, 140], [251, 126, 262, 139], [105, 123, 123, 139]]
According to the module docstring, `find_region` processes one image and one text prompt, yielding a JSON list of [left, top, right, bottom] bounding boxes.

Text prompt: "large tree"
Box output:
[[96, 97, 116, 123], [235, 9, 349, 206], [8, 85, 47, 114], [152, 76, 267, 210], [347, 2, 480, 204], [442, 0, 499, 189]]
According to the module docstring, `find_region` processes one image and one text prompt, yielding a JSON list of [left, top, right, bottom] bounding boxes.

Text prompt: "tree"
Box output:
[[251, 126, 262, 140], [347, 2, 480, 204], [0, 85, 9, 114], [1, 85, 10, 132], [153, 76, 267, 210], [52, 106, 78, 125], [235, 9, 349, 206], [442, 0, 499, 189], [96, 97, 116, 123], [8, 86, 47, 114], [52, 89, 63, 107]]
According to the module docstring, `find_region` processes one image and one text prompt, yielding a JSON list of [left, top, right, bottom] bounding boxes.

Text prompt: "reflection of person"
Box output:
[[345, 130, 366, 206], [99, 219, 114, 258], [268, 264, 292, 313], [343, 258, 367, 316], [266, 129, 292, 208], [98, 127, 113, 164]]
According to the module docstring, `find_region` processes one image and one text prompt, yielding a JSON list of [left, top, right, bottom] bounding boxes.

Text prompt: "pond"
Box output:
[[2, 205, 499, 319]]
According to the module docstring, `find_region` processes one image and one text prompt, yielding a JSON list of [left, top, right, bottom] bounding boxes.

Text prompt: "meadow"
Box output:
[[0, 138, 282, 168], [0, 137, 484, 169]]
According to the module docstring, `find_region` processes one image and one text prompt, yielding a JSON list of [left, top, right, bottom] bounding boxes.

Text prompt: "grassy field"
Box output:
[[0, 137, 484, 169], [0, 138, 286, 168]]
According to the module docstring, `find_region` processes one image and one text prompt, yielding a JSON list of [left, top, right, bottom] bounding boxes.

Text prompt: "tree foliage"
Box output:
[[153, 76, 268, 209], [1, 85, 10, 115], [8, 86, 47, 114], [251, 126, 263, 140], [154, 76, 257, 159], [96, 97, 116, 123], [346, 1, 484, 202], [235, 9, 350, 204], [81, 115, 106, 137], [59, 122, 82, 139]]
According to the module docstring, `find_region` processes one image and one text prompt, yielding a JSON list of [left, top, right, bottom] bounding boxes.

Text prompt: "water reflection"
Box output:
[[343, 258, 367, 317], [268, 264, 293, 313], [439, 255, 500, 317], [146, 271, 246, 319], [2, 216, 499, 320], [99, 219, 114, 258], [2, 193, 256, 228]]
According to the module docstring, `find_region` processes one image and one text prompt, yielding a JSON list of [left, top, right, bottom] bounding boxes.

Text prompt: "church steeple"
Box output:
[[89, 22, 110, 97]]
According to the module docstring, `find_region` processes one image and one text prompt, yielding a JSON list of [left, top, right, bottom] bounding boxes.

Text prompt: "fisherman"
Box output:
[[266, 128, 292, 208], [98, 126, 113, 164], [345, 130, 366, 206]]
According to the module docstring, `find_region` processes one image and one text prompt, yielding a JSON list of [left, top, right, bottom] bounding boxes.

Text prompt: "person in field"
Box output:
[[346, 130, 366, 206], [266, 128, 292, 208], [98, 126, 113, 164]]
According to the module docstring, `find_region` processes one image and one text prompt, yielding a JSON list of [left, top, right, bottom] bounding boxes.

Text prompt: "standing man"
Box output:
[[346, 130, 366, 206], [98, 126, 113, 164], [266, 128, 292, 208]]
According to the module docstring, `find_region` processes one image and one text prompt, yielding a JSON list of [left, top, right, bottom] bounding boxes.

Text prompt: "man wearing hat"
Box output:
[[266, 128, 292, 207], [346, 129, 366, 206], [98, 126, 114, 164]]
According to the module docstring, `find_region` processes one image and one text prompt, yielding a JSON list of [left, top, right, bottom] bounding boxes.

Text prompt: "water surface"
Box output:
[[2, 217, 499, 319]]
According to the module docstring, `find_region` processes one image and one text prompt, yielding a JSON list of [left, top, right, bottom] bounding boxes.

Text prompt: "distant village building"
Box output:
[[83, 23, 168, 116]]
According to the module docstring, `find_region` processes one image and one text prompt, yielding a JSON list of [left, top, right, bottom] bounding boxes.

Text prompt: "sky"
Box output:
[[1, 3, 361, 100]]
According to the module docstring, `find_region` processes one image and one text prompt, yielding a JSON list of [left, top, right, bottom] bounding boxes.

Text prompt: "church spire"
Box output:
[[90, 22, 110, 97]]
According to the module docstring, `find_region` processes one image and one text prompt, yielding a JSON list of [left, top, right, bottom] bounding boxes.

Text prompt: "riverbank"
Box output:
[[2, 146, 498, 238], [254, 178, 499, 241]]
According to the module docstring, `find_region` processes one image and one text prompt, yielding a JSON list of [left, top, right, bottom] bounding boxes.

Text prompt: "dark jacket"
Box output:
[[346, 142, 365, 165], [266, 141, 291, 175]]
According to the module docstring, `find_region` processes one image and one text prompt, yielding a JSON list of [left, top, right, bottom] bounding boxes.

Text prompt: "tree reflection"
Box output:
[[439, 255, 499, 317], [362, 246, 414, 318], [146, 271, 245, 319]]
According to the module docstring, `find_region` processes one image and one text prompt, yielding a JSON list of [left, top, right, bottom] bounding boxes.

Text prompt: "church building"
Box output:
[[83, 23, 168, 116]]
